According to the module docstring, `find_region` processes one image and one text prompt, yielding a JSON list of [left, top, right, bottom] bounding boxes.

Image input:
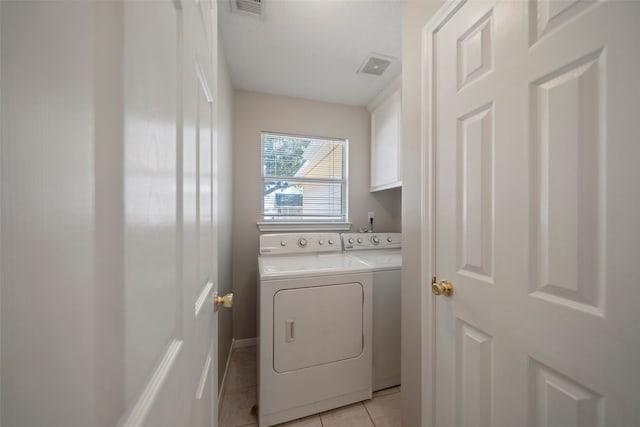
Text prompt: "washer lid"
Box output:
[[347, 250, 401, 270], [258, 253, 370, 280]]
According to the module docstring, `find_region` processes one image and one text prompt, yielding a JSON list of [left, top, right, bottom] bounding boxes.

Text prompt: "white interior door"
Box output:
[[120, 2, 187, 425], [0, 1, 219, 425], [426, 0, 640, 425], [118, 1, 220, 425], [183, 0, 220, 425]]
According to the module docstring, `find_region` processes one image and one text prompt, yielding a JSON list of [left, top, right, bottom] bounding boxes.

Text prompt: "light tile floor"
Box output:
[[219, 346, 401, 427]]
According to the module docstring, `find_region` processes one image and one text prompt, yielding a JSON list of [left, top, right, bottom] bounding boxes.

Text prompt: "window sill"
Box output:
[[257, 222, 352, 232]]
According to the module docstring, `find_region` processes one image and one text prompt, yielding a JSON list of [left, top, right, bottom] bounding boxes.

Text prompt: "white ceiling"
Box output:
[[218, 0, 402, 107]]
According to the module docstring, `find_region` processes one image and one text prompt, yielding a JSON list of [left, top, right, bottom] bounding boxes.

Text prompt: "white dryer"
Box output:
[[342, 233, 401, 391], [257, 233, 373, 426]]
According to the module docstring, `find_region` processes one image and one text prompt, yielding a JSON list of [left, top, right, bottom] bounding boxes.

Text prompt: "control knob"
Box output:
[[357, 238, 363, 244], [328, 239, 334, 245], [298, 238, 308, 248], [280, 240, 286, 247], [348, 238, 354, 244], [319, 239, 324, 245], [387, 237, 393, 243], [372, 236, 380, 245]]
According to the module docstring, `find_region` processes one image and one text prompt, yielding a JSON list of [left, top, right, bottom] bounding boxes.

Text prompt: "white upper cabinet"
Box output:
[[368, 77, 402, 192]]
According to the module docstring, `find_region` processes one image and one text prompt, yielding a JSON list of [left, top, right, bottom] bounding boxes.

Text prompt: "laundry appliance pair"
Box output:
[[257, 232, 401, 426]]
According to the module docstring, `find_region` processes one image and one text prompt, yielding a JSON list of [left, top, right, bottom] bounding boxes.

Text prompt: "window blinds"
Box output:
[[261, 133, 347, 221]]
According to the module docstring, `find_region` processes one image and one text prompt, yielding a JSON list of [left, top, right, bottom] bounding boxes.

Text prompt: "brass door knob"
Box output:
[[214, 292, 234, 310], [432, 280, 453, 296]]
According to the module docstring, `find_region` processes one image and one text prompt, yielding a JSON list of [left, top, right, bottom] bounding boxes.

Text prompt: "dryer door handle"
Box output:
[[285, 320, 295, 343]]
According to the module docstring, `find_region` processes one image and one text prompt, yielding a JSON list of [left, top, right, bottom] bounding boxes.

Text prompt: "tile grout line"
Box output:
[[361, 400, 377, 426]]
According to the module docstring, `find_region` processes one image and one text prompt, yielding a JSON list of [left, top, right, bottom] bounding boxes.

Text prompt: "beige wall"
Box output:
[[401, 1, 445, 426], [232, 90, 401, 339], [216, 37, 234, 387]]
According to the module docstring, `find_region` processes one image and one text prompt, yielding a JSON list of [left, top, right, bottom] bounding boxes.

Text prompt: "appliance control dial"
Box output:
[[372, 236, 380, 244], [357, 238, 363, 244], [348, 238, 354, 244], [328, 239, 334, 245], [387, 237, 393, 243], [319, 239, 324, 245], [298, 238, 308, 248], [280, 240, 286, 247]]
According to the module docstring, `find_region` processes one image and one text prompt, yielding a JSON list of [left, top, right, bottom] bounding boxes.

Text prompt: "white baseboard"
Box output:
[[232, 337, 257, 349]]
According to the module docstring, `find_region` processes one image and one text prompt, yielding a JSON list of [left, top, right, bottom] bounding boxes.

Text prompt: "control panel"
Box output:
[[260, 233, 341, 255], [342, 233, 402, 251]]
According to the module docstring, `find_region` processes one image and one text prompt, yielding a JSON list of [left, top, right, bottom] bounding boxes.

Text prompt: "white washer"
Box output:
[[342, 233, 401, 391], [258, 233, 373, 426]]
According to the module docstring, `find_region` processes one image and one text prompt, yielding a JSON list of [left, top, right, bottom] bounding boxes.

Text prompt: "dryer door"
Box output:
[[273, 282, 364, 373]]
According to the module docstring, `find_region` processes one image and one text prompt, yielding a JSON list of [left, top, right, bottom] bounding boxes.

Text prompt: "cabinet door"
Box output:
[[370, 87, 402, 191]]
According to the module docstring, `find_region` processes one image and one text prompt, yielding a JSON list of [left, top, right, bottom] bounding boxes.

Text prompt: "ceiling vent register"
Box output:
[[231, 0, 262, 17], [358, 54, 394, 76]]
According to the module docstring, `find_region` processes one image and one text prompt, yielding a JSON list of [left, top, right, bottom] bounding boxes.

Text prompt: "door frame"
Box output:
[[419, 1, 468, 426]]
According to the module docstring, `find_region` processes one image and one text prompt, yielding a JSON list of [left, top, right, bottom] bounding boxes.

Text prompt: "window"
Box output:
[[261, 132, 347, 225]]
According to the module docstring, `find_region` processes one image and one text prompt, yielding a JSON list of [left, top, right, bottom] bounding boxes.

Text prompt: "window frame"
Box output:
[[258, 131, 351, 231]]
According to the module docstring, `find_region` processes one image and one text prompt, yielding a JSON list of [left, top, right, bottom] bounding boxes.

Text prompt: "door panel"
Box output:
[[456, 103, 493, 282], [428, 1, 640, 426], [529, 48, 604, 315], [529, 359, 603, 427], [456, 321, 492, 427]]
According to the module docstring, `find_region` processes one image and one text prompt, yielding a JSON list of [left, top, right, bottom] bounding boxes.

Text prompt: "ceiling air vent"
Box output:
[[358, 54, 395, 77], [231, 0, 262, 17]]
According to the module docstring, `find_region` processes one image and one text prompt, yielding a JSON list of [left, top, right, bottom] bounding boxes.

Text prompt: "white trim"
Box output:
[[232, 337, 257, 349], [370, 180, 402, 193], [367, 74, 402, 112], [257, 222, 352, 232], [420, 1, 468, 427], [119, 339, 184, 427]]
